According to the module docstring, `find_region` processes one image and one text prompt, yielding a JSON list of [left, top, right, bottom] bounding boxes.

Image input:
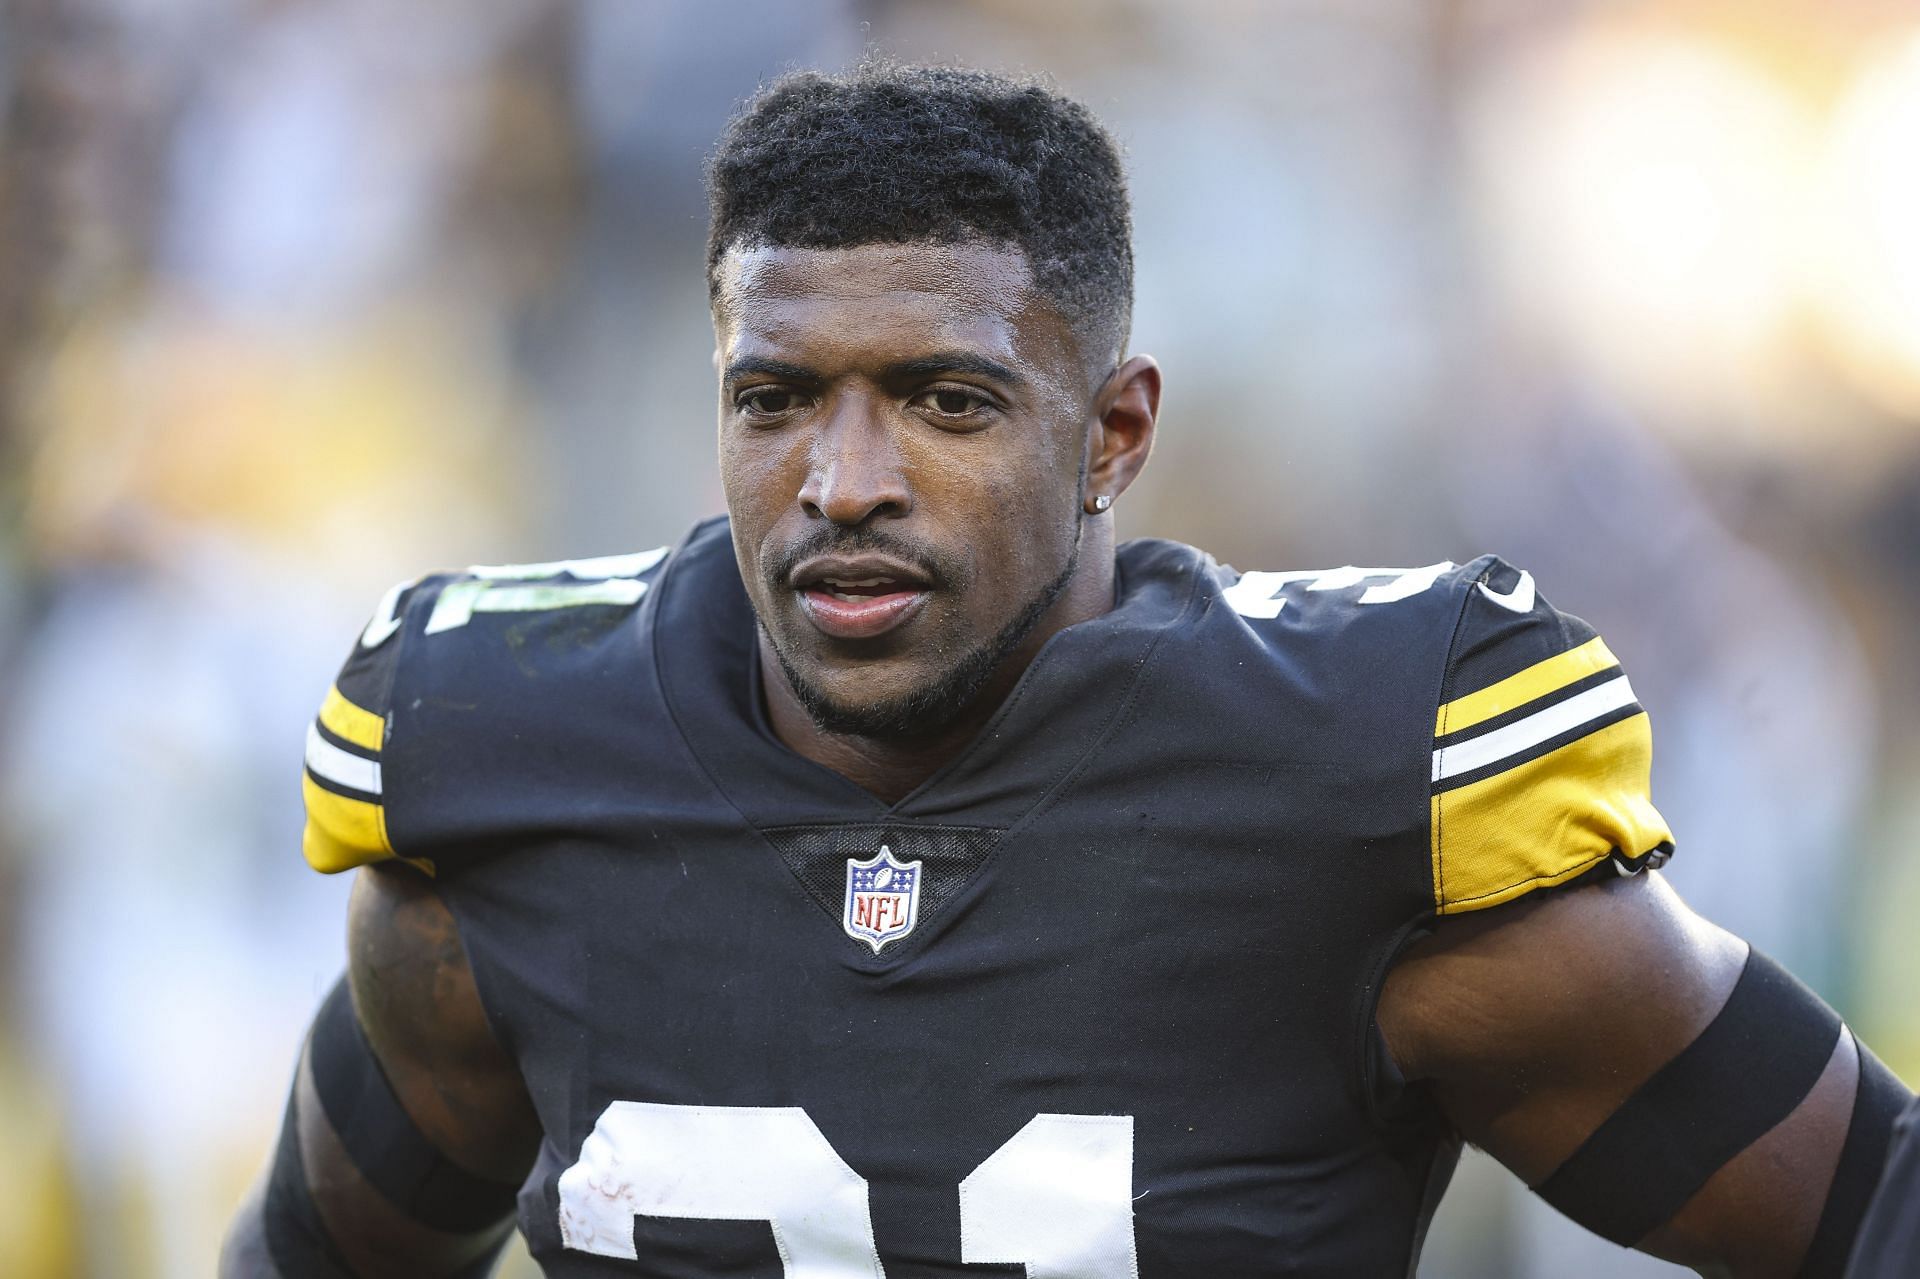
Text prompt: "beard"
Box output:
[[765, 534, 1082, 742]]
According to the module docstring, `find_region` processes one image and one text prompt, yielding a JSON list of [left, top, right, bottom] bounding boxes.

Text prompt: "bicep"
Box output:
[[296, 864, 541, 1276], [1381, 871, 1855, 1276], [345, 863, 541, 1180]]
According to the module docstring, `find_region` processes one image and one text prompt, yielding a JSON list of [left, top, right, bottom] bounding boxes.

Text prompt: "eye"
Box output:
[[914, 385, 995, 422], [738, 388, 804, 418]]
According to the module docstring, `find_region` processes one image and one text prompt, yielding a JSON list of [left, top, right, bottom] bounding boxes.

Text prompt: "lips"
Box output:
[[788, 557, 934, 641]]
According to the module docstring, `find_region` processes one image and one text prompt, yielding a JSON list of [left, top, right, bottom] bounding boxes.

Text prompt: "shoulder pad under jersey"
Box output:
[[298, 548, 670, 876], [1217, 553, 1673, 916], [1427, 555, 1672, 914]]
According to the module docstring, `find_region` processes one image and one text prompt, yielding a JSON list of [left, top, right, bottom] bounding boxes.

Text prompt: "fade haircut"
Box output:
[[706, 61, 1134, 371]]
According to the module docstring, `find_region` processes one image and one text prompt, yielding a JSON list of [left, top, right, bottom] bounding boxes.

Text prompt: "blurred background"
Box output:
[[0, 0, 1916, 1274]]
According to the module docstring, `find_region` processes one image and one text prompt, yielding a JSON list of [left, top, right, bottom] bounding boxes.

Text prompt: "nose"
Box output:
[[797, 397, 912, 526]]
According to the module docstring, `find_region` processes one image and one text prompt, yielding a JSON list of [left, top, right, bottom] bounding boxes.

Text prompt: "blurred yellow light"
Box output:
[[1470, 28, 1817, 426], [1811, 31, 1920, 418]]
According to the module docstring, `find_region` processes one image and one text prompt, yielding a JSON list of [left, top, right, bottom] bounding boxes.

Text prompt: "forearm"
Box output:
[[221, 1053, 362, 1279]]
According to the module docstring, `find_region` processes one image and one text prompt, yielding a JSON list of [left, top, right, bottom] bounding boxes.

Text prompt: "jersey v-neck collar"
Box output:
[[651, 516, 1203, 833]]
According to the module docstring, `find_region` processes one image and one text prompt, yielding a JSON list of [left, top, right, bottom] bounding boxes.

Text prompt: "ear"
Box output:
[[1081, 355, 1161, 515]]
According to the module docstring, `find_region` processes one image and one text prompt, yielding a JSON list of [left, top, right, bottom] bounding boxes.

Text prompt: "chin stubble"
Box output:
[[770, 532, 1083, 742]]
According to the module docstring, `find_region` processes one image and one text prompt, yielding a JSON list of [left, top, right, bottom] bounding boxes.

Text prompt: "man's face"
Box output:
[[713, 240, 1096, 739]]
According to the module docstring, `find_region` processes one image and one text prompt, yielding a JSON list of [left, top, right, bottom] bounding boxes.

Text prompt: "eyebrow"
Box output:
[[722, 356, 821, 386], [721, 351, 1028, 391], [883, 353, 1026, 390]]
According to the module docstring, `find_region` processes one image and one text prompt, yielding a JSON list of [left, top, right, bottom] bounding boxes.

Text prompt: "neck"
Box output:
[[760, 522, 1118, 804]]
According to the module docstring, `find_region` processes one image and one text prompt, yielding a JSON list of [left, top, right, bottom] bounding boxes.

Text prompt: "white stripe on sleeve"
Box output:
[[306, 723, 383, 796], [1432, 675, 1638, 784]]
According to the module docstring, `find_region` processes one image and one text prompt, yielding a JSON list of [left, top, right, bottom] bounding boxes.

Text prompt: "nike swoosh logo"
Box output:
[[1477, 569, 1535, 614]]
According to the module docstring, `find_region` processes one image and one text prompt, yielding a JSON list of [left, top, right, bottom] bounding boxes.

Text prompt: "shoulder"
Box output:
[[1195, 547, 1629, 691], [1193, 551, 1490, 697], [300, 534, 698, 878], [1198, 549, 1674, 914], [1210, 553, 1478, 637], [1424, 557, 1674, 914]]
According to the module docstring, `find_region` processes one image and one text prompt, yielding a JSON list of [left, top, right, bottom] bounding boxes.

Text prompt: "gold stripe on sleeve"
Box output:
[[1430, 712, 1670, 914], [319, 685, 385, 753], [1435, 636, 1619, 737], [302, 772, 392, 873]]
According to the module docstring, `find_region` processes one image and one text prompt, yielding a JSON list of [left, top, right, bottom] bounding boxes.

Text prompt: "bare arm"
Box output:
[[222, 864, 542, 1277], [1379, 871, 1871, 1278]]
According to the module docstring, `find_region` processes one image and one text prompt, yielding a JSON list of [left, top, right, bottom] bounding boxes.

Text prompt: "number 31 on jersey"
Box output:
[[558, 1102, 1138, 1278]]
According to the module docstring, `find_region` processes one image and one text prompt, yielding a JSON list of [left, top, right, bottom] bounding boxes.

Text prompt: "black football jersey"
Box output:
[[1846, 1095, 1920, 1279], [300, 516, 1673, 1278]]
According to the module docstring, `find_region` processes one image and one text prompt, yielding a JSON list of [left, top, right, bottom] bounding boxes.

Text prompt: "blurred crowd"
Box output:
[[0, 0, 1916, 1275]]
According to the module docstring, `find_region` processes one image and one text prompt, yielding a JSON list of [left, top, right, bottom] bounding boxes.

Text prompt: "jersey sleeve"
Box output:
[[1427, 557, 1673, 915], [300, 578, 434, 876], [299, 548, 671, 877]]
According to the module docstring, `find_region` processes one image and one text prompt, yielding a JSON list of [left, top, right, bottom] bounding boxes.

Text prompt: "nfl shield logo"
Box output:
[[843, 845, 923, 953]]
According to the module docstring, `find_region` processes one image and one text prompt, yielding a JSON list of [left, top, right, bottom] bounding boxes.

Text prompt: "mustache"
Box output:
[[767, 525, 962, 591]]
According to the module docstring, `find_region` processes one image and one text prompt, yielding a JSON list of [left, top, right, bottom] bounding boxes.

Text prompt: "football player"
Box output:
[[223, 63, 1912, 1277]]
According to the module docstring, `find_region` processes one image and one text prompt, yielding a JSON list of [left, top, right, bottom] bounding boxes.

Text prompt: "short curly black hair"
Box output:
[[706, 61, 1134, 368]]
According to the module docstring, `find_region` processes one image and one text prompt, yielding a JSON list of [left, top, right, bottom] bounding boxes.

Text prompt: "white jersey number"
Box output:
[[359, 549, 670, 647], [1222, 562, 1454, 620], [426, 549, 668, 636], [556, 1104, 883, 1275], [558, 1102, 1137, 1279], [959, 1113, 1138, 1278]]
